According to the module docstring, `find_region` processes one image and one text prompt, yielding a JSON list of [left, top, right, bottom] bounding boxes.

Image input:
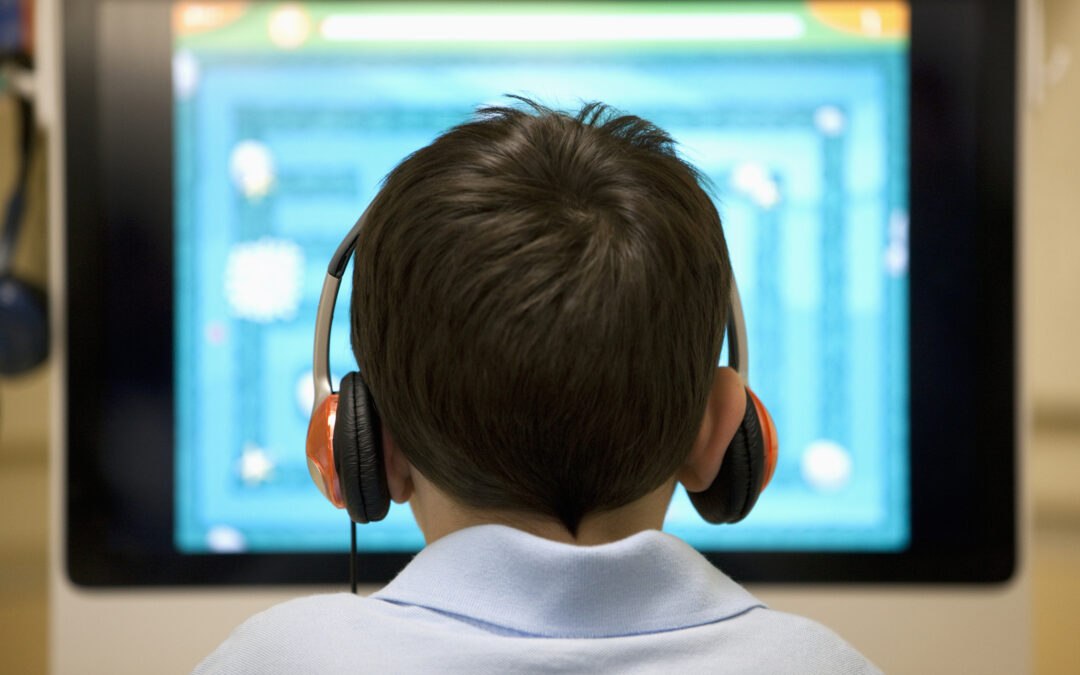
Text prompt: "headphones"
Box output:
[[306, 212, 779, 527], [0, 93, 48, 377]]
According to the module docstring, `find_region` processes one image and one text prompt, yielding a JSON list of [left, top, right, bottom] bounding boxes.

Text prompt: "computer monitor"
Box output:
[[64, 0, 1016, 584]]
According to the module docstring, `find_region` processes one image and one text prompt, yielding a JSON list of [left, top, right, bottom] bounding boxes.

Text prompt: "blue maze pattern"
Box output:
[[175, 49, 908, 553]]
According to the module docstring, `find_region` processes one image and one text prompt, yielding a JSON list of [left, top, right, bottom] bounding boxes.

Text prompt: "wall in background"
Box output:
[[1026, 0, 1080, 536], [1025, 2, 1080, 672], [1027, 0, 1080, 413], [0, 83, 49, 675], [2, 0, 1079, 672]]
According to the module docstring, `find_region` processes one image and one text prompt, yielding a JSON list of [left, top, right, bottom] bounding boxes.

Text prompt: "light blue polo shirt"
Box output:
[[194, 525, 880, 673]]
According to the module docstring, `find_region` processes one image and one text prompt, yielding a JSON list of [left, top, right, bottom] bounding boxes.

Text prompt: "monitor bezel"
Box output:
[[63, 0, 1017, 586]]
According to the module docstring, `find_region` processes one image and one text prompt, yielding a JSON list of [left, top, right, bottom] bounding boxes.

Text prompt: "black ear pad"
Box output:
[[687, 389, 765, 524], [333, 372, 391, 524], [0, 276, 48, 376]]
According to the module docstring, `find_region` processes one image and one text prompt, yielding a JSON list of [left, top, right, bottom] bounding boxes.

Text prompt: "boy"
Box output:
[[195, 101, 879, 673]]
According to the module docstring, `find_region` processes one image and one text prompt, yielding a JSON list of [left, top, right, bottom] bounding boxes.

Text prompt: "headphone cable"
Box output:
[[350, 520, 358, 594]]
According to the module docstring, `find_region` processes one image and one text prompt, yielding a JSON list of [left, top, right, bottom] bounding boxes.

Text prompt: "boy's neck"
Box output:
[[409, 474, 677, 546]]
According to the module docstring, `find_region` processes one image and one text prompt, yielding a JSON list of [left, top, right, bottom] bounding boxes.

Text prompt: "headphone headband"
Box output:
[[311, 210, 368, 411], [327, 211, 369, 279], [726, 276, 749, 380]]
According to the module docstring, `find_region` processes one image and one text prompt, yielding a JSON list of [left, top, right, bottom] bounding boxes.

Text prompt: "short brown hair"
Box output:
[[351, 100, 730, 533]]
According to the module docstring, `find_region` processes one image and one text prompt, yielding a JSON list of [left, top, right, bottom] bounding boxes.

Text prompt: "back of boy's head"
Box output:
[[351, 99, 731, 534]]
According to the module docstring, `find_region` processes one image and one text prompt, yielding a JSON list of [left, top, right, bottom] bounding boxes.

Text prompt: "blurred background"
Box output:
[[1, 0, 1078, 672]]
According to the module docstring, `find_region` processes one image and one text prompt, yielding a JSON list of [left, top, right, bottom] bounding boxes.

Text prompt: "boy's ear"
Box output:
[[381, 426, 415, 504], [677, 367, 747, 492]]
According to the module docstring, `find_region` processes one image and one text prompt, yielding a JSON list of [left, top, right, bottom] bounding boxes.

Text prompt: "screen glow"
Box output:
[[173, 1, 911, 554]]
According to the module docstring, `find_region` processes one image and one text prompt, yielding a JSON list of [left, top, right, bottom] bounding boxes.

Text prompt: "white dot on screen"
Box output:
[[884, 243, 908, 277], [229, 140, 276, 200], [814, 105, 846, 137], [731, 162, 781, 210], [224, 237, 305, 323], [206, 525, 246, 553], [731, 162, 769, 194], [238, 444, 276, 485], [268, 4, 311, 49], [173, 50, 200, 99], [884, 209, 910, 277], [801, 439, 853, 492], [861, 9, 884, 36]]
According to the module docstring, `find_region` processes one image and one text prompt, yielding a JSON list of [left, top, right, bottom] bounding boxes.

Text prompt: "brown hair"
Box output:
[[351, 99, 730, 533]]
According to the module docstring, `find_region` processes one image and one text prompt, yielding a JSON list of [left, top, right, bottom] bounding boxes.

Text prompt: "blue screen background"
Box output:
[[174, 3, 909, 553]]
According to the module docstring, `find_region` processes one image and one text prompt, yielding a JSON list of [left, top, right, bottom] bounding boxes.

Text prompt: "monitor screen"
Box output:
[[172, 2, 909, 555], [64, 0, 1016, 585]]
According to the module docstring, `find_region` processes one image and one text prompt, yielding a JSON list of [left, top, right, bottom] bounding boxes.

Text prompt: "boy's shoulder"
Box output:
[[192, 592, 476, 674], [191, 594, 369, 674], [715, 605, 883, 674]]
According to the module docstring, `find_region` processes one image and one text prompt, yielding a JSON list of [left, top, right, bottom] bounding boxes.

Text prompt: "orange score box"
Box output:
[[174, 2, 248, 36], [809, 0, 909, 39]]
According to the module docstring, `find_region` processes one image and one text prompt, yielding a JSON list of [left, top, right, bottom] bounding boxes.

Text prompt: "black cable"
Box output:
[[0, 92, 33, 276], [350, 520, 358, 594]]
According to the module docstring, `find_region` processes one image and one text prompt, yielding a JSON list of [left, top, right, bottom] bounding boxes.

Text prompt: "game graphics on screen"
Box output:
[[172, 1, 910, 554]]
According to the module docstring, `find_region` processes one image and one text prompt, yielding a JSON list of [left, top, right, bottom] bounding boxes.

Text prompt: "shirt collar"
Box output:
[[372, 524, 763, 638]]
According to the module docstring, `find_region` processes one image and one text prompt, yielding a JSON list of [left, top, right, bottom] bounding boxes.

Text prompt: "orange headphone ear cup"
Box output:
[[688, 389, 767, 524], [333, 372, 390, 524]]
